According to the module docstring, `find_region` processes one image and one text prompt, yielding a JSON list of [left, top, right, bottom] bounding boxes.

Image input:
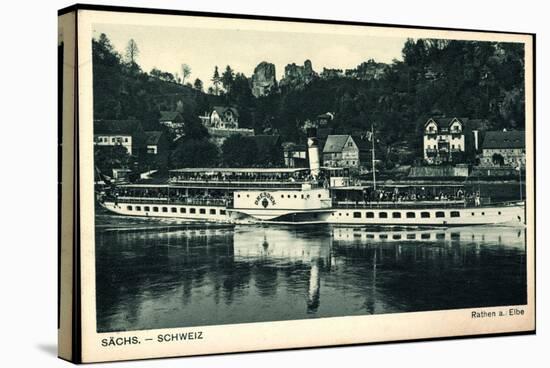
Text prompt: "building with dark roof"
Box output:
[[322, 135, 369, 169], [199, 106, 240, 129], [423, 117, 466, 164], [94, 119, 145, 155], [198, 106, 254, 146], [480, 130, 525, 167], [144, 131, 168, 155], [159, 111, 185, 136], [283, 142, 308, 168]]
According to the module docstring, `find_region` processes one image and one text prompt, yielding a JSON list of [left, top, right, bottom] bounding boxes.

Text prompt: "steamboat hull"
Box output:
[[101, 200, 525, 227]]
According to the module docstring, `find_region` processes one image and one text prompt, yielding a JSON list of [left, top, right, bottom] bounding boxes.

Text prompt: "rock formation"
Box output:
[[279, 59, 318, 89], [251, 62, 277, 98]]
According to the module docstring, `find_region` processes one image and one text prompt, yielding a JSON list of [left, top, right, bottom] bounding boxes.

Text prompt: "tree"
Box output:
[[181, 64, 192, 84], [221, 135, 258, 167], [171, 139, 219, 168], [211, 66, 221, 95], [94, 145, 132, 176], [193, 78, 204, 92], [125, 38, 139, 65], [221, 65, 235, 93]]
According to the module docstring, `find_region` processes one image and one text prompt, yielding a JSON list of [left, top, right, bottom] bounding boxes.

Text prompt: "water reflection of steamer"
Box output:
[[95, 223, 527, 331], [99, 134, 525, 226], [332, 225, 525, 249]]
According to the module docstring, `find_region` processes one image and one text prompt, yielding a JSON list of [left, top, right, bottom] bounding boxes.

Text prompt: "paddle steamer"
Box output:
[[98, 139, 525, 226]]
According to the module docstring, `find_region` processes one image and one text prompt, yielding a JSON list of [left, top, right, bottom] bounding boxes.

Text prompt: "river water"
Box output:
[[95, 214, 527, 332]]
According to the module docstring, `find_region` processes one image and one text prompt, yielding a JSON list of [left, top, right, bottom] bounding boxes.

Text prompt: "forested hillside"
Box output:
[[93, 33, 525, 167]]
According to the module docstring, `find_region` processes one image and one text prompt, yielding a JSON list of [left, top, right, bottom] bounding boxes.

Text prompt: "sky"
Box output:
[[93, 23, 408, 88]]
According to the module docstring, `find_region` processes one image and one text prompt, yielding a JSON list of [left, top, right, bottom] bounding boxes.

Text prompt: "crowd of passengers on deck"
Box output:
[[356, 187, 481, 205], [169, 170, 325, 183]]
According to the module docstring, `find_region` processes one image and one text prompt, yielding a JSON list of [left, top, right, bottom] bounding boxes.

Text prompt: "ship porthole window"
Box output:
[[288, 195, 291, 198], [392, 212, 402, 218], [450, 211, 460, 218], [135, 206, 141, 211], [318, 194, 322, 198], [366, 212, 374, 218], [153, 207, 159, 212], [353, 212, 361, 218], [144, 206, 150, 212], [471, 212, 475, 216], [210, 209, 216, 215], [379, 212, 388, 218], [281, 195, 284, 198], [180, 208, 186, 213], [200, 208, 206, 214], [190, 208, 196, 214], [421, 212, 430, 218], [435, 211, 445, 218], [406, 212, 415, 218], [498, 211, 502, 215], [162, 207, 168, 213], [127, 205, 133, 211], [294, 195, 297, 198], [237, 195, 240, 198], [481, 212, 485, 216]]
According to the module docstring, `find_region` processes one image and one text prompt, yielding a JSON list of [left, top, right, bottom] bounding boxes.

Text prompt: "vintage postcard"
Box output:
[[59, 4, 535, 363]]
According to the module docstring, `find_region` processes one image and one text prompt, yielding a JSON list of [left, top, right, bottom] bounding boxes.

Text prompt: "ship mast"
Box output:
[[371, 124, 376, 191]]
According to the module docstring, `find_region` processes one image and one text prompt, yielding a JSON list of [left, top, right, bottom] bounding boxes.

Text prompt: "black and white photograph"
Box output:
[[91, 13, 531, 335]]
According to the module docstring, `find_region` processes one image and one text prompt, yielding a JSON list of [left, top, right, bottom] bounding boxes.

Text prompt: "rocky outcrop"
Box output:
[[280, 59, 318, 89], [251, 62, 277, 98]]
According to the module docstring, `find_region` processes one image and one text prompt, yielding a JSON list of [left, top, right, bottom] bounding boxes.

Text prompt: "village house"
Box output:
[[480, 130, 525, 168], [94, 119, 145, 156], [200, 106, 240, 129], [248, 135, 283, 166], [423, 117, 467, 164], [322, 135, 369, 169], [144, 131, 168, 155], [159, 111, 184, 136], [282, 142, 308, 168], [199, 106, 254, 146]]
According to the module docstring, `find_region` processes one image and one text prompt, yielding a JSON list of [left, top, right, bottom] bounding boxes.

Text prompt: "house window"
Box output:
[[421, 212, 430, 218]]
